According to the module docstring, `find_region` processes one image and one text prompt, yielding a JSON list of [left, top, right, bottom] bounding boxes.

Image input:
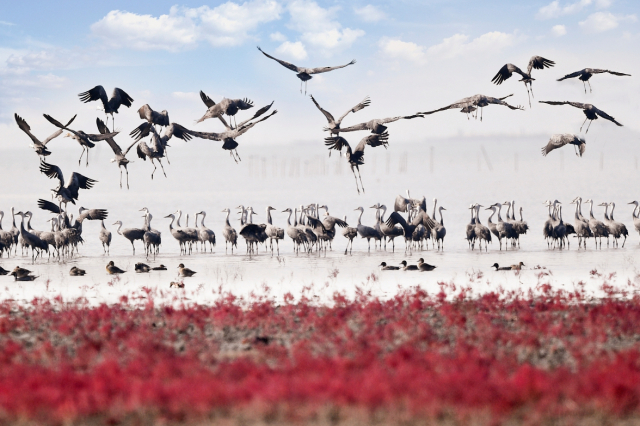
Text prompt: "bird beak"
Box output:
[[164, 215, 171, 218]]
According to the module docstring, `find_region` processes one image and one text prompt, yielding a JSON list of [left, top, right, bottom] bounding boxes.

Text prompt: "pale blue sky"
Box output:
[[1, 0, 638, 146]]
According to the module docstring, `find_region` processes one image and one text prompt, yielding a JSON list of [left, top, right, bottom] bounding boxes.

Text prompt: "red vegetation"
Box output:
[[1, 284, 640, 424]]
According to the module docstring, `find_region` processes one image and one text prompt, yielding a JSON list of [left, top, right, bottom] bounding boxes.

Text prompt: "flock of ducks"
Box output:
[[379, 259, 436, 272]]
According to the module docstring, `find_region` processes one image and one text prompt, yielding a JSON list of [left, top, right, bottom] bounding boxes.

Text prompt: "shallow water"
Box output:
[[1, 134, 639, 304]]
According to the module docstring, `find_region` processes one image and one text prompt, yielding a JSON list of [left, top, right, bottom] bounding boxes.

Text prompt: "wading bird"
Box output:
[[15, 114, 64, 158], [221, 208, 238, 253], [310, 95, 370, 136], [541, 134, 586, 157], [78, 85, 133, 130], [338, 114, 422, 135], [137, 104, 169, 128], [557, 68, 631, 93], [420, 94, 523, 121], [96, 118, 138, 188], [491, 56, 555, 106], [39, 160, 97, 207], [131, 122, 192, 178], [197, 91, 254, 127], [257, 46, 355, 94], [324, 132, 389, 194], [186, 104, 277, 163], [539, 101, 622, 133], [43, 114, 119, 166]]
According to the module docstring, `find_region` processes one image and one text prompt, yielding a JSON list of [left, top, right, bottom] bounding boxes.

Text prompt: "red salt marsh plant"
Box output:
[[1, 283, 640, 425]]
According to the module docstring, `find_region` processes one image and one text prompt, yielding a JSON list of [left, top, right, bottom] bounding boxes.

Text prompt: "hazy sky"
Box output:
[[1, 0, 638, 148]]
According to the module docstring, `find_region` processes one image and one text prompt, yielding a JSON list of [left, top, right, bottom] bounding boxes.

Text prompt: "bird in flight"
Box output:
[[420, 94, 523, 121], [538, 101, 623, 133], [78, 86, 134, 131], [491, 56, 555, 107], [310, 94, 370, 136], [257, 46, 356, 94], [541, 134, 586, 157], [14, 113, 65, 158], [557, 68, 631, 93], [39, 160, 97, 207]]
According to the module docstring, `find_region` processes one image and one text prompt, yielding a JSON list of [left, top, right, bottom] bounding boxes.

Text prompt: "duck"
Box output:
[[152, 264, 167, 271], [135, 262, 151, 273], [417, 258, 437, 271], [10, 271, 38, 281], [106, 261, 126, 275], [399, 260, 418, 271], [0, 266, 8, 275], [511, 262, 525, 270], [170, 281, 185, 288], [69, 266, 86, 276], [12, 266, 31, 278], [491, 263, 512, 271], [379, 262, 400, 271], [178, 263, 197, 277]]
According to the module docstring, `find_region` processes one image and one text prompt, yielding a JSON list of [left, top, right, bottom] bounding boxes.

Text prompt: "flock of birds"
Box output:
[[2, 47, 635, 279]]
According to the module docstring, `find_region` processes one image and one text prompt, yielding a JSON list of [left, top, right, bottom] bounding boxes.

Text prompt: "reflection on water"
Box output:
[[0, 134, 639, 304]]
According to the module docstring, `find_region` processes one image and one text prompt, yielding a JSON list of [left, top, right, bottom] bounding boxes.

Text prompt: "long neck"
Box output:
[[578, 199, 584, 217], [286, 210, 292, 226], [200, 212, 206, 227], [496, 205, 503, 221], [506, 203, 511, 219], [511, 202, 516, 220], [11, 208, 16, 228], [101, 220, 106, 229], [27, 214, 33, 230], [293, 209, 298, 227], [610, 204, 615, 220], [519, 208, 524, 221], [547, 204, 552, 218], [357, 209, 363, 225], [0, 212, 3, 230], [470, 208, 475, 224], [432, 199, 437, 218], [225, 211, 231, 226], [574, 203, 580, 220], [176, 211, 182, 227], [558, 206, 563, 224], [381, 206, 387, 222], [588, 202, 595, 219], [266, 209, 272, 225], [114, 223, 122, 235], [488, 208, 496, 222], [18, 215, 26, 234], [439, 208, 444, 225], [603, 205, 609, 220]]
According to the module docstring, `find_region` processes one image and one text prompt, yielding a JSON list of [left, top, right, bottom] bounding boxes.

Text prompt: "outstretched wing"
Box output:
[[385, 211, 409, 231], [96, 118, 122, 156], [236, 110, 277, 136], [492, 63, 525, 85], [485, 97, 524, 110], [200, 90, 216, 108], [66, 172, 97, 200], [306, 216, 327, 231], [39, 160, 64, 188], [309, 95, 335, 125], [78, 85, 108, 108], [527, 56, 555, 75], [358, 131, 389, 150], [136, 143, 147, 160], [336, 96, 370, 124], [37, 199, 63, 214], [185, 129, 224, 141], [594, 107, 623, 126], [111, 88, 134, 109], [308, 59, 356, 75], [380, 115, 422, 124], [323, 216, 348, 228], [86, 130, 119, 142], [130, 122, 153, 141], [541, 134, 570, 156], [77, 208, 108, 221], [539, 101, 587, 110], [394, 195, 410, 213], [122, 139, 139, 156], [236, 102, 274, 128], [605, 70, 631, 76], [43, 114, 78, 131], [324, 136, 350, 152], [164, 123, 193, 141], [41, 129, 63, 145], [420, 100, 472, 115], [557, 70, 583, 81], [137, 104, 153, 121], [14, 114, 42, 146], [257, 46, 301, 72], [335, 122, 369, 133]]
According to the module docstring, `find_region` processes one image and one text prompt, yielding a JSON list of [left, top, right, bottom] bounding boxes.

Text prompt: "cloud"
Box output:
[[427, 32, 515, 59], [287, 1, 364, 53], [0, 21, 14, 26], [91, 1, 282, 52], [552, 24, 567, 36], [536, 0, 612, 19], [354, 5, 385, 22], [579, 12, 637, 32], [378, 38, 425, 63], [275, 41, 307, 60], [270, 31, 287, 42]]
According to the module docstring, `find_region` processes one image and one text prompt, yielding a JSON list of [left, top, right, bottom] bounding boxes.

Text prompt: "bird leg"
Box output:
[[579, 117, 588, 133], [357, 168, 365, 194], [300, 80, 303, 94], [126, 168, 130, 189], [351, 167, 360, 194], [583, 81, 587, 94], [165, 150, 170, 165], [119, 168, 123, 189], [151, 159, 157, 179], [588, 80, 592, 93], [158, 159, 167, 177], [481, 107, 483, 122], [78, 147, 85, 166], [235, 149, 242, 162], [585, 120, 593, 134]]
